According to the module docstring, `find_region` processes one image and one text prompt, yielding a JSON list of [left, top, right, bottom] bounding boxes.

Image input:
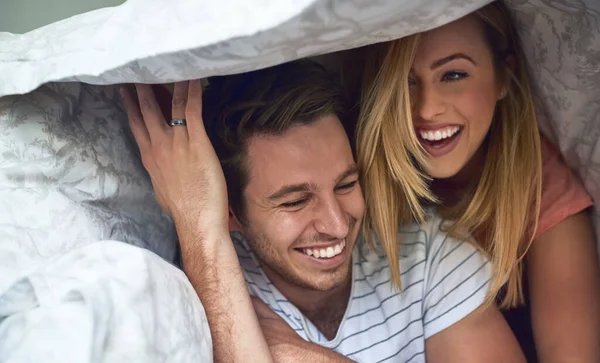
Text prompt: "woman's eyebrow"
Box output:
[[430, 53, 477, 69]]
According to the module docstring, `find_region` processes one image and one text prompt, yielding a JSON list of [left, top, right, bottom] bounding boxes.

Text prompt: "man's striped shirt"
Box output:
[[232, 215, 491, 363]]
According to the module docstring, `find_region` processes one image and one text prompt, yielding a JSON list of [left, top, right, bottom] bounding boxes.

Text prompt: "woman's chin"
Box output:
[[424, 164, 462, 180]]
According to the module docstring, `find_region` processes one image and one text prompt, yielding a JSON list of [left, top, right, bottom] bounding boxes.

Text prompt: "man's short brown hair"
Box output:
[[203, 60, 350, 221]]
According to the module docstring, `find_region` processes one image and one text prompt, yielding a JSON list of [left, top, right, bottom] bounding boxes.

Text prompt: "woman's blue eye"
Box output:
[[442, 71, 468, 82]]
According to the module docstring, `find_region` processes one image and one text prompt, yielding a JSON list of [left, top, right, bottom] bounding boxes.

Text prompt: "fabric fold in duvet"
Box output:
[[0, 241, 212, 363]]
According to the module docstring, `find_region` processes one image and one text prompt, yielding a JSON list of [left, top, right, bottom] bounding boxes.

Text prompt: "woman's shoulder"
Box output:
[[537, 134, 592, 237]]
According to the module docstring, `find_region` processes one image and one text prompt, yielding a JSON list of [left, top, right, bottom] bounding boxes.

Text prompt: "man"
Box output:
[[121, 60, 525, 362]]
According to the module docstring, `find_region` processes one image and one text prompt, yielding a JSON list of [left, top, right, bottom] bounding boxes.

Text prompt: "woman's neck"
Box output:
[[431, 145, 487, 209]]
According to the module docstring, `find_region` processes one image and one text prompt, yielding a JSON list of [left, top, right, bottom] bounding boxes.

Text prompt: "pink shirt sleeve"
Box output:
[[535, 135, 593, 238]]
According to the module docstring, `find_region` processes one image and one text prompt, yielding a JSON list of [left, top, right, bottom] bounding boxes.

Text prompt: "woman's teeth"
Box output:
[[419, 126, 460, 141], [302, 240, 346, 259]]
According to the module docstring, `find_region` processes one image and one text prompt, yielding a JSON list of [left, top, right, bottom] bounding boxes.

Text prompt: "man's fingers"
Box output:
[[185, 79, 207, 140], [121, 86, 151, 152], [251, 297, 267, 316], [172, 82, 189, 120], [171, 81, 190, 142], [135, 83, 171, 143]]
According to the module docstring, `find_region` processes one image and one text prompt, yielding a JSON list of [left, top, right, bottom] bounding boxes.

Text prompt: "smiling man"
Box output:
[[122, 60, 526, 363]]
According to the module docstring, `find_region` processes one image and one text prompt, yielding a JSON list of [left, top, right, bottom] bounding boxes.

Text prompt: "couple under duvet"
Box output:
[[120, 2, 600, 362]]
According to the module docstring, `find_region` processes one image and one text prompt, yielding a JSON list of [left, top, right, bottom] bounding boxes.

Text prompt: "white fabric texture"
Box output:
[[0, 241, 212, 363], [0, 0, 492, 97], [0, 83, 199, 362], [0, 83, 177, 294], [234, 215, 491, 363]]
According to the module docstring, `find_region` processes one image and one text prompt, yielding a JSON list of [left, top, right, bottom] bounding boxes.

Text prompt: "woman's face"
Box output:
[[409, 15, 507, 179]]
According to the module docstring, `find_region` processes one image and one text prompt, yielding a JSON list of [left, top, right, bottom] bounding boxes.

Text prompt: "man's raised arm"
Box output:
[[121, 80, 273, 363]]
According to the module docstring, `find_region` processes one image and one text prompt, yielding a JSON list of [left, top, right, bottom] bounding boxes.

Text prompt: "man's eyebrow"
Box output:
[[430, 53, 476, 70], [336, 164, 359, 184], [267, 165, 358, 201], [267, 183, 314, 201]]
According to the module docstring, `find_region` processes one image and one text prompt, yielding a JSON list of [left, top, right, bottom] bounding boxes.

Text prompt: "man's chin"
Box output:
[[307, 279, 348, 292], [296, 263, 352, 292]]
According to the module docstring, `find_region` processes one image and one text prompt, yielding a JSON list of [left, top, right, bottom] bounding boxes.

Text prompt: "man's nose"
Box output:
[[313, 196, 349, 240], [414, 84, 446, 122]]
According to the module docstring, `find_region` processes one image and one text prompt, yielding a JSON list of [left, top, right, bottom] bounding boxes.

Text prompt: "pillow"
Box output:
[[0, 83, 176, 292]]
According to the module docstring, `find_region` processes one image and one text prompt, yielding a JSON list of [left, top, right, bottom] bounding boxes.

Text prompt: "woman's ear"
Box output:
[[498, 87, 508, 101], [505, 54, 516, 73], [498, 54, 516, 100], [229, 208, 243, 232]]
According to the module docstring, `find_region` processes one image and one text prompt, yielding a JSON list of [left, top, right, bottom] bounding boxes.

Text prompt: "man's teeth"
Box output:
[[419, 126, 460, 141], [302, 240, 346, 259]]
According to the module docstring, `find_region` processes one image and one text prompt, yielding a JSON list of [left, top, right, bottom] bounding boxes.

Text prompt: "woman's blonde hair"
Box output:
[[356, 1, 542, 307]]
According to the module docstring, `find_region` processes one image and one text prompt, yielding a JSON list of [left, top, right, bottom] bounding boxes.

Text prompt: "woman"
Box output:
[[356, 1, 600, 362]]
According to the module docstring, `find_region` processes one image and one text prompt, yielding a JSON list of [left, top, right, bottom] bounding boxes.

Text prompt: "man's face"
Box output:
[[235, 115, 364, 292]]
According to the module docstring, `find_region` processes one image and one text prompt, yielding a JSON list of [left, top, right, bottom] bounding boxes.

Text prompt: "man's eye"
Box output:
[[441, 71, 469, 82], [280, 199, 308, 208], [336, 180, 358, 192]]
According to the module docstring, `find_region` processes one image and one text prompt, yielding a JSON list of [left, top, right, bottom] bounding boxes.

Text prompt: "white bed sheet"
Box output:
[[0, 241, 212, 363], [0, 0, 490, 97]]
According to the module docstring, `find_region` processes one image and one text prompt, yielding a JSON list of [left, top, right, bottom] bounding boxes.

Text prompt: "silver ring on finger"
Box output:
[[169, 118, 187, 127]]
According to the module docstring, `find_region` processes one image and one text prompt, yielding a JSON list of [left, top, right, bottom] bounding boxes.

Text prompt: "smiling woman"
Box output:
[[408, 26, 502, 180], [357, 1, 600, 362], [358, 1, 540, 303]]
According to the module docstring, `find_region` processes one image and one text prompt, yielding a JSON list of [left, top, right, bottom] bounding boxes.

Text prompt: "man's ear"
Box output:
[[228, 208, 243, 232]]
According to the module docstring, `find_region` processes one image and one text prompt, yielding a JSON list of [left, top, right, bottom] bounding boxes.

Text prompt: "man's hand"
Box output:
[[252, 298, 356, 363], [121, 81, 229, 236], [122, 82, 273, 363]]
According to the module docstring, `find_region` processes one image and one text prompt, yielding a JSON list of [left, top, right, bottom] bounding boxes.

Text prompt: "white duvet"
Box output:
[[0, 241, 212, 363], [0, 0, 598, 362]]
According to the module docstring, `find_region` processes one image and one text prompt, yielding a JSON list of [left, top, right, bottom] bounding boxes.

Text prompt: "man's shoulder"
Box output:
[[357, 214, 455, 273], [397, 214, 449, 254], [398, 213, 477, 256], [231, 231, 252, 259], [230, 232, 265, 280]]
